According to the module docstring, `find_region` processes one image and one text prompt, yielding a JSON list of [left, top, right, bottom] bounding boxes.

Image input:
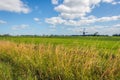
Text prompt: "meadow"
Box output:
[[0, 36, 120, 80]]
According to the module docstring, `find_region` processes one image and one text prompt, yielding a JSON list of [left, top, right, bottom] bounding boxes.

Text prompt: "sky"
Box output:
[[0, 0, 120, 35]]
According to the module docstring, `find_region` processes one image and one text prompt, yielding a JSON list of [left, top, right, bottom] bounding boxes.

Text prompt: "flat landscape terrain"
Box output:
[[0, 36, 120, 80]]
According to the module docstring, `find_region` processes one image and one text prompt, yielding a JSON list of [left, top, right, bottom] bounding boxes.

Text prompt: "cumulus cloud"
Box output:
[[12, 24, 29, 30], [102, 0, 113, 3], [113, 24, 120, 27], [33, 17, 42, 24], [46, 17, 66, 25], [46, 0, 120, 26], [112, 1, 120, 5], [0, 0, 30, 14], [45, 15, 120, 26], [0, 20, 7, 24], [34, 18, 40, 22], [102, 0, 120, 5], [54, 0, 119, 19], [51, 0, 59, 5], [54, 0, 101, 19], [46, 0, 120, 36], [47, 0, 120, 35], [67, 24, 120, 35]]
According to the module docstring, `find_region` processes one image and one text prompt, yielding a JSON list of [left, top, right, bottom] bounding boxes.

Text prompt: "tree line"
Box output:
[[0, 33, 120, 37]]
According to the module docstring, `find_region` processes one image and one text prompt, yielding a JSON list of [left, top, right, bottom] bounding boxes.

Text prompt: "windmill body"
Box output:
[[80, 28, 88, 36]]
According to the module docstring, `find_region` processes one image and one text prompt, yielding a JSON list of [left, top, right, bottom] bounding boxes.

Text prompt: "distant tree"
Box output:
[[3, 34, 11, 36], [113, 34, 120, 36]]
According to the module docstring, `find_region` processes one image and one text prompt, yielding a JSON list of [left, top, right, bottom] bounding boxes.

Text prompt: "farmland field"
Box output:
[[0, 36, 120, 80]]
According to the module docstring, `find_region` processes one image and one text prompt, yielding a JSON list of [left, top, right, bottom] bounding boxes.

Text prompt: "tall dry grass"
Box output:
[[0, 40, 120, 80]]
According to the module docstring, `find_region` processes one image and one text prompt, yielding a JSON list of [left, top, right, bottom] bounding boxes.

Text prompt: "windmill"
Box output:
[[79, 28, 88, 36], [94, 32, 99, 36]]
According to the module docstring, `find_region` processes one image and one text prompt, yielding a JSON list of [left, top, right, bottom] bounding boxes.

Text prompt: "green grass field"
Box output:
[[0, 36, 120, 50], [0, 36, 120, 80]]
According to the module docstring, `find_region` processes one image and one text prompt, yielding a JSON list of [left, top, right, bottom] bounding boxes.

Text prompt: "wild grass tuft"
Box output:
[[0, 40, 120, 80]]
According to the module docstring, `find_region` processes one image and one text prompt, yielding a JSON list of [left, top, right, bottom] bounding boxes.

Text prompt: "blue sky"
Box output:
[[0, 0, 120, 35]]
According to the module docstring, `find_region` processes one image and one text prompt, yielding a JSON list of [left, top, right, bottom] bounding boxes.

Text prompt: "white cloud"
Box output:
[[0, 20, 7, 24], [12, 24, 29, 30], [102, 0, 120, 5], [97, 15, 120, 22], [33, 17, 42, 24], [45, 17, 66, 25], [102, 0, 113, 3], [34, 18, 40, 22], [46, 15, 120, 26], [46, 0, 120, 36], [49, 28, 56, 31], [52, 0, 59, 5], [54, 0, 101, 19], [113, 24, 120, 27], [58, 0, 119, 19], [112, 1, 120, 5], [54, 0, 119, 19], [67, 24, 120, 35], [0, 0, 30, 14]]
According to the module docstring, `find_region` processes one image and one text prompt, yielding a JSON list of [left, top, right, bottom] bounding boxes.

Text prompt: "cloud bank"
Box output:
[[0, 0, 30, 14], [0, 20, 7, 24], [12, 24, 29, 30], [52, 0, 59, 5], [46, 15, 120, 26], [48, 0, 120, 26]]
